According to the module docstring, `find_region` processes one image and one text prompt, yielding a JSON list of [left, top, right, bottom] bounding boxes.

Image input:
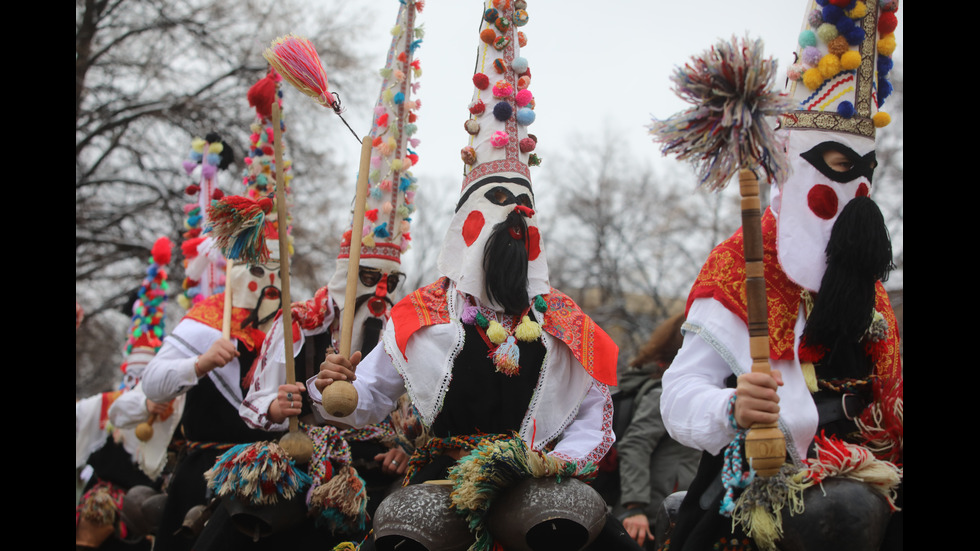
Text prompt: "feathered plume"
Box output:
[[650, 36, 793, 190]]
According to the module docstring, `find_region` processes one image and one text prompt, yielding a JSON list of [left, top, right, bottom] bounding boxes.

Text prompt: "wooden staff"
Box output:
[[320, 136, 372, 418], [222, 258, 234, 339], [738, 168, 785, 478], [270, 102, 314, 464]]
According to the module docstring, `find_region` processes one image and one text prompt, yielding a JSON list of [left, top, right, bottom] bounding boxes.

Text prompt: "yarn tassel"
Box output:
[[309, 465, 369, 533], [204, 442, 313, 506], [206, 195, 274, 264], [492, 335, 520, 376], [264, 35, 332, 107], [514, 315, 541, 341], [486, 320, 507, 345]]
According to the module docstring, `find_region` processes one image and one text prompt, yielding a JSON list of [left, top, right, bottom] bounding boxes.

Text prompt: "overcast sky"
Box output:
[[335, 1, 903, 190]]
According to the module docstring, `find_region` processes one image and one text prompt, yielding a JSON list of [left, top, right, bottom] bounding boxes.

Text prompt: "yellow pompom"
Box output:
[[873, 112, 891, 128], [390, 158, 403, 171], [818, 54, 841, 79], [803, 68, 825, 90], [177, 295, 191, 310], [878, 34, 896, 57], [362, 233, 376, 248], [487, 321, 508, 345], [840, 50, 862, 70], [390, 24, 403, 37], [382, 89, 394, 104], [191, 137, 206, 153], [208, 142, 223, 154], [846, 1, 867, 19], [515, 315, 542, 342]]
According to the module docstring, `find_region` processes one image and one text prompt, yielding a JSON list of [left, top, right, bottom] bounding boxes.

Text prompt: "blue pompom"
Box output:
[[190, 152, 203, 162], [877, 55, 893, 76], [843, 26, 865, 46], [510, 56, 529, 74], [374, 224, 391, 238], [206, 153, 222, 166], [516, 107, 536, 126], [493, 101, 513, 121], [410, 39, 423, 53], [836, 101, 855, 118], [393, 92, 405, 104], [877, 77, 893, 106], [822, 5, 843, 23], [399, 176, 412, 191]]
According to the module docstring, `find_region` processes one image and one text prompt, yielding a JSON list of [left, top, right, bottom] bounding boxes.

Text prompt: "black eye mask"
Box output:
[[800, 141, 876, 185], [484, 186, 533, 209]]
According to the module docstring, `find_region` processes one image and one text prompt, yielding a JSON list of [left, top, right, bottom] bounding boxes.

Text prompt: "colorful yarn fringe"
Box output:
[[650, 36, 793, 190], [729, 433, 902, 551], [448, 435, 596, 551], [304, 422, 393, 533], [206, 195, 274, 264], [204, 441, 312, 506], [76, 481, 125, 526]]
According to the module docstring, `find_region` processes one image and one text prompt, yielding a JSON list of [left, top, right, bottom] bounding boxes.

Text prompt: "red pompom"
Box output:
[[151, 237, 173, 265], [469, 99, 486, 115], [247, 72, 278, 120], [211, 189, 224, 200], [257, 197, 274, 213], [473, 73, 490, 90], [878, 12, 898, 35], [185, 184, 200, 195], [408, 112, 418, 123], [182, 236, 205, 259]]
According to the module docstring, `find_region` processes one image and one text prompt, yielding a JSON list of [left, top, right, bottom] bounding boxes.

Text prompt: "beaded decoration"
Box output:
[[720, 393, 755, 516]]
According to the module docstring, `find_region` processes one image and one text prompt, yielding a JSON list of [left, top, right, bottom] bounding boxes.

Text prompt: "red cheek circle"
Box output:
[[527, 226, 541, 261], [462, 210, 485, 247], [248, 281, 258, 292], [856, 182, 869, 198], [807, 184, 839, 220]]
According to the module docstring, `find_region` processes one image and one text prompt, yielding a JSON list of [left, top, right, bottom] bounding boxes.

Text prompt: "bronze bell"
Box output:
[[177, 500, 214, 539], [486, 477, 607, 551], [778, 478, 892, 551], [373, 481, 474, 551]]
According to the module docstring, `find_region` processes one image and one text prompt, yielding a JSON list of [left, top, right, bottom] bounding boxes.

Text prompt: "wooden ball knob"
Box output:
[[279, 431, 314, 465], [135, 422, 154, 442], [322, 381, 358, 417]]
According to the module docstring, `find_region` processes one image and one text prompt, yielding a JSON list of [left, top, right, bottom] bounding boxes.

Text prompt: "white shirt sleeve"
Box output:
[[307, 343, 405, 428], [549, 380, 615, 468], [108, 386, 151, 429], [141, 319, 221, 403], [660, 299, 743, 456]]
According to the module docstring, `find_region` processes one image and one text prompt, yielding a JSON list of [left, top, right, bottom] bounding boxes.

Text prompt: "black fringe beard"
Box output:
[[483, 210, 530, 315], [802, 196, 895, 379]]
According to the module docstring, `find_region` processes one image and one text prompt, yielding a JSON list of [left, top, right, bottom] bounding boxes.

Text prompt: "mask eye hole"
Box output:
[[487, 186, 514, 205], [359, 267, 382, 287], [249, 266, 265, 277], [387, 272, 403, 292], [822, 149, 854, 172]]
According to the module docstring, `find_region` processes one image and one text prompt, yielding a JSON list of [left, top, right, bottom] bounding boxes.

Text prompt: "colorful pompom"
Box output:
[[464, 119, 481, 135], [517, 31, 527, 47], [493, 101, 513, 121], [803, 67, 825, 90], [840, 50, 861, 70], [817, 54, 841, 79], [469, 99, 486, 115], [492, 80, 514, 98], [878, 11, 898, 35], [516, 107, 535, 126], [510, 57, 529, 75], [798, 30, 817, 48], [490, 131, 509, 148], [801, 46, 822, 67], [827, 35, 849, 57], [836, 101, 855, 118], [872, 111, 891, 128], [492, 336, 521, 376], [473, 73, 490, 90], [480, 28, 497, 45], [461, 146, 477, 165], [513, 9, 529, 27], [515, 89, 533, 107], [493, 59, 506, 74], [519, 137, 536, 153], [877, 34, 896, 57]]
